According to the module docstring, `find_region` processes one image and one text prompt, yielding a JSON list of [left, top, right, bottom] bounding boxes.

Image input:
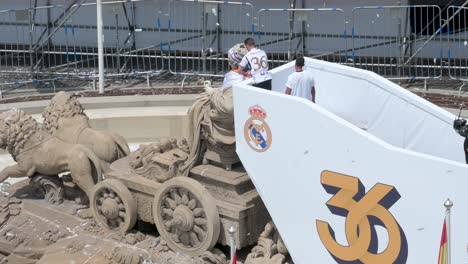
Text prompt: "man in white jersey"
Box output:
[[285, 56, 316, 103], [221, 43, 247, 91], [239, 38, 272, 90]]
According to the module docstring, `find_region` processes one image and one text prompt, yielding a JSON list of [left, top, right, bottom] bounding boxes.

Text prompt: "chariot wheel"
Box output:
[[90, 179, 137, 233], [153, 177, 220, 257]]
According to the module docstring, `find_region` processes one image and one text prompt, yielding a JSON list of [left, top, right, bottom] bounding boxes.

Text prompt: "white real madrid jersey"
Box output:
[[240, 48, 272, 84], [221, 71, 245, 91]]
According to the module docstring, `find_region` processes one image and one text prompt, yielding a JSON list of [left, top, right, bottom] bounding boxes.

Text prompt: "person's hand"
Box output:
[[245, 72, 252, 78]]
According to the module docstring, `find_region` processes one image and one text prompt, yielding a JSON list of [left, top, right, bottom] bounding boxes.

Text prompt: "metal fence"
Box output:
[[167, 0, 254, 77], [0, 5, 68, 86], [0, 2, 468, 93], [352, 5, 443, 80], [447, 6, 468, 82], [257, 8, 347, 69], [66, 0, 165, 80]]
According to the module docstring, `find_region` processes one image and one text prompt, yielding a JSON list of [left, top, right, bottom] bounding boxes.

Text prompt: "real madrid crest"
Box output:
[[244, 105, 272, 152]]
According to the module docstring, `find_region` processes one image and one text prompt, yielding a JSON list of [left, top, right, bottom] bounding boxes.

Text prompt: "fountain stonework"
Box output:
[[0, 45, 289, 264], [94, 86, 271, 257]]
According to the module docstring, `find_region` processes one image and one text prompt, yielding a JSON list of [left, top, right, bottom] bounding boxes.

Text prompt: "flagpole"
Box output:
[[228, 226, 237, 264], [444, 199, 453, 264]]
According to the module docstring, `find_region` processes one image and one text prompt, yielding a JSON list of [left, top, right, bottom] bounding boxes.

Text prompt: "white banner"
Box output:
[[270, 58, 464, 164], [234, 62, 468, 263]]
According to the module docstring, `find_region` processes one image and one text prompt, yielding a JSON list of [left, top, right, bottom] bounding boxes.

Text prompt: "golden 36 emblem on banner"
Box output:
[[316, 171, 408, 264], [244, 105, 272, 152]]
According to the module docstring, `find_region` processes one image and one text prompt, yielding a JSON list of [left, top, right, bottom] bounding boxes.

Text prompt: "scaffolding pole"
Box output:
[[96, 0, 105, 94]]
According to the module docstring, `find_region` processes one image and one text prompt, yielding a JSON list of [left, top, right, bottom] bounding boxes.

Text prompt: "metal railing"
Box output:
[[257, 8, 347, 69], [447, 6, 468, 82], [0, 5, 68, 86], [167, 0, 254, 77], [352, 5, 443, 80], [1, 2, 468, 94], [67, 0, 165, 80]]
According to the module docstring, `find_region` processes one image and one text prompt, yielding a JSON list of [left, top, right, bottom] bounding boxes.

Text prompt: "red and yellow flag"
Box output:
[[438, 219, 448, 264]]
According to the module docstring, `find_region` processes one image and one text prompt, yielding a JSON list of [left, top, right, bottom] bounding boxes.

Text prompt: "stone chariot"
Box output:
[[89, 87, 270, 257]]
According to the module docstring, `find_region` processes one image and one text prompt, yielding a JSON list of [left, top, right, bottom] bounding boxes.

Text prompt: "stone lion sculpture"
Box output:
[[0, 109, 102, 200], [42, 92, 130, 169]]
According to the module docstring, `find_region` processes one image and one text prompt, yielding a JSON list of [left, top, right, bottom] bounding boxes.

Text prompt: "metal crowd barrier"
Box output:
[[0, 5, 68, 86], [257, 8, 347, 69], [351, 5, 443, 80], [67, 0, 165, 81], [1, 2, 468, 92], [447, 6, 468, 82], [167, 0, 254, 77]]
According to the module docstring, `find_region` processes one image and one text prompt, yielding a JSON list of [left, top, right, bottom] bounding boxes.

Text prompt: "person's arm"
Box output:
[[239, 56, 251, 77], [311, 86, 316, 103], [285, 75, 294, 95]]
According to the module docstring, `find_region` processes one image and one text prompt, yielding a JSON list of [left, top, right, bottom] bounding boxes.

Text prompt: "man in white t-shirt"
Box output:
[[285, 57, 316, 103], [239, 38, 272, 90], [221, 43, 247, 91], [222, 69, 245, 91]]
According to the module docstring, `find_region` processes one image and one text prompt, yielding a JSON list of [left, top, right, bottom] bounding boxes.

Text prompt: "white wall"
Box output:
[[271, 58, 465, 163], [233, 82, 468, 264]]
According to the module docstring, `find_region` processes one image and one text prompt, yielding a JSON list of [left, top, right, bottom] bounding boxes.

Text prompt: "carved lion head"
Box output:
[[42, 92, 87, 133]]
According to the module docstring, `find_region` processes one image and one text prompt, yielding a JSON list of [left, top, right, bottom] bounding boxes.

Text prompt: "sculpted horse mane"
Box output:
[[3, 110, 38, 159], [42, 92, 88, 134]]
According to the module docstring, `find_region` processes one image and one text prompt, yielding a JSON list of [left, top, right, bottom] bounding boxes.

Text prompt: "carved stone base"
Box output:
[[200, 249, 228, 264], [245, 222, 289, 264], [190, 164, 270, 248], [203, 141, 240, 171]]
